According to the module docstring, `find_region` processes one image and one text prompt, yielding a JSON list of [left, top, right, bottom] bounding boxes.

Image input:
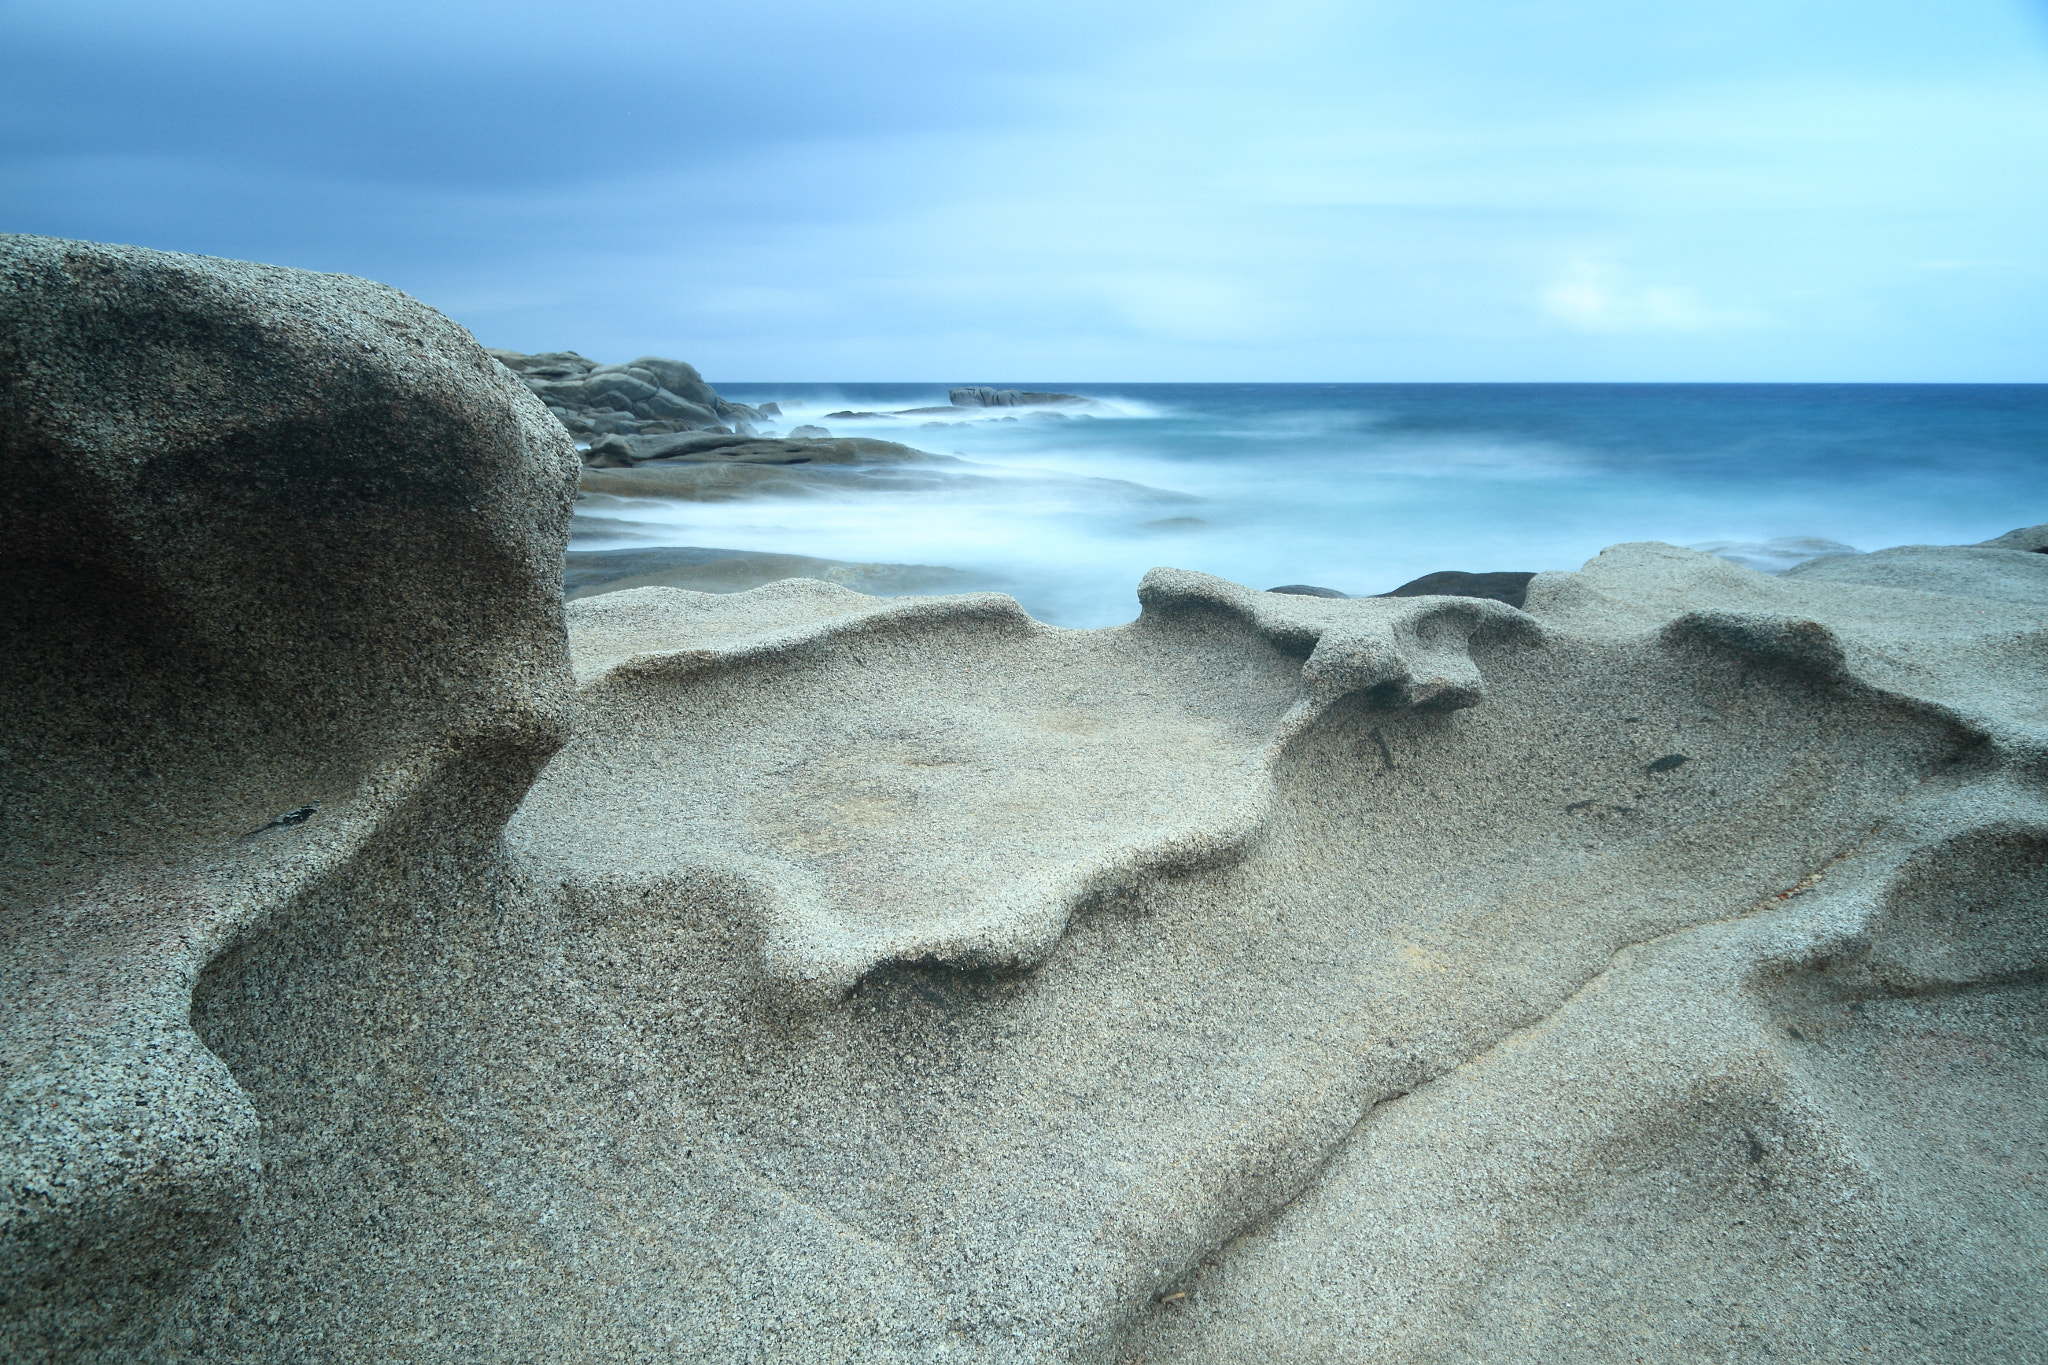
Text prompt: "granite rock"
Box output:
[[0, 236, 578, 1361], [5, 238, 2044, 1364]]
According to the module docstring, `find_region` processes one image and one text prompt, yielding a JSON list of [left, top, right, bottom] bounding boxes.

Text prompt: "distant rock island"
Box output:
[[6, 236, 2046, 1364]]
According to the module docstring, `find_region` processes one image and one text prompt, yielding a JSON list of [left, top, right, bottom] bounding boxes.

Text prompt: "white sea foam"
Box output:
[[602, 385, 2043, 626]]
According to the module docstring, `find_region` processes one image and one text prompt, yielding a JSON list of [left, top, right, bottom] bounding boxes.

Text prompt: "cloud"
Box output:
[[1540, 262, 1764, 333], [3, 0, 2044, 378]]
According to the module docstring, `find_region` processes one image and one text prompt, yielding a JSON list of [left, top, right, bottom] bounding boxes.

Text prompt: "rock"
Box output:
[[1376, 568, 1537, 608], [824, 410, 897, 419], [757, 402, 782, 417], [493, 350, 734, 435], [620, 355, 724, 412], [1267, 584, 1348, 598], [576, 438, 965, 500], [563, 546, 986, 599], [1, 235, 576, 1361], [788, 423, 831, 438], [1690, 535, 1860, 575], [584, 434, 638, 467], [1781, 540, 2048, 605], [8, 242, 2044, 1363], [948, 385, 1093, 408], [1980, 522, 2048, 552], [601, 434, 944, 467], [488, 348, 597, 380]]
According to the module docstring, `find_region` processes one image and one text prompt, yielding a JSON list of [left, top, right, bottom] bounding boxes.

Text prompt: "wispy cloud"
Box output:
[[3, 0, 2044, 378], [1541, 262, 1765, 333]]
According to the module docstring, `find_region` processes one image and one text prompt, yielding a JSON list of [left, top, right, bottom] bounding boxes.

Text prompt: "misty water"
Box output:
[[571, 383, 2048, 628]]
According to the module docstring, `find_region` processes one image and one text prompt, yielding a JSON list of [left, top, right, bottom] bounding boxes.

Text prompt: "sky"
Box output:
[[4, 0, 2046, 381]]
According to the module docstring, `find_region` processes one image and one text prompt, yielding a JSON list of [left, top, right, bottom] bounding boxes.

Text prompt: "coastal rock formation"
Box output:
[[949, 386, 1093, 408], [141, 532, 2042, 1365], [0, 237, 578, 1360], [5, 239, 2044, 1364], [489, 348, 764, 443]]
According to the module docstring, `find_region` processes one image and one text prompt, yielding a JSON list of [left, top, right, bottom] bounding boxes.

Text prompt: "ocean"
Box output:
[[571, 383, 2048, 628]]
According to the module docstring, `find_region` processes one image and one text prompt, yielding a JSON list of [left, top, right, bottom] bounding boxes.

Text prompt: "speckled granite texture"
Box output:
[[3, 238, 2043, 1363], [0, 235, 578, 1360]]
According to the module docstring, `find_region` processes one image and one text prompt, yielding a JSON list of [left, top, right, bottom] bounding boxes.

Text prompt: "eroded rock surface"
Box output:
[[121, 539, 2048, 1363], [0, 236, 578, 1360], [4, 237, 2043, 1364]]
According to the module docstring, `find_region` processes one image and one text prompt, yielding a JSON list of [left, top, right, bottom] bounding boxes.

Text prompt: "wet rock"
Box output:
[[1377, 569, 1537, 608], [949, 386, 1093, 408]]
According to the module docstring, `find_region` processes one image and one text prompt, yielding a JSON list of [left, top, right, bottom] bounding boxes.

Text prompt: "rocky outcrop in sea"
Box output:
[[6, 237, 2046, 1364], [489, 348, 768, 444]]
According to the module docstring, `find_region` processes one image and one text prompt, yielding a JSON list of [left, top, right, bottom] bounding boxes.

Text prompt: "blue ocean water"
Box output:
[[580, 383, 2048, 628]]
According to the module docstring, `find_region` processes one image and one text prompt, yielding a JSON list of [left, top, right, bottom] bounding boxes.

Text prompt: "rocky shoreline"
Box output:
[[6, 237, 2046, 1364], [490, 347, 1098, 469]]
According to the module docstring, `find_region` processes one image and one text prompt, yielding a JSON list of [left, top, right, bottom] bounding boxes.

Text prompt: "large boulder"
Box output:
[[622, 354, 726, 413], [0, 236, 578, 1361]]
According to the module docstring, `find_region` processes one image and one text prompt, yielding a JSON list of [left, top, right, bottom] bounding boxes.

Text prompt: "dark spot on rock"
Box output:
[[1267, 584, 1348, 598], [1565, 799, 1594, 812], [1371, 727, 1397, 771], [244, 804, 317, 838], [1363, 680, 1407, 710], [1646, 753, 1689, 773], [1785, 1024, 1805, 1040]]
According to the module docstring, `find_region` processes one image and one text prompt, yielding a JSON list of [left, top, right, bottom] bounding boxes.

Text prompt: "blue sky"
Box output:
[[4, 0, 2045, 380]]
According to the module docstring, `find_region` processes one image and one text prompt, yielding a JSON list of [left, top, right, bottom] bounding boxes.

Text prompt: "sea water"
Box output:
[[573, 383, 2048, 628]]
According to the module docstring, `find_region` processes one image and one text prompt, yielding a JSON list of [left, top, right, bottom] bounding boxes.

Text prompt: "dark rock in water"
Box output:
[[1268, 584, 1349, 598], [824, 410, 896, 419], [584, 435, 637, 467], [758, 401, 782, 417], [788, 424, 831, 438], [491, 349, 745, 435], [4, 235, 576, 1359], [1377, 570, 1536, 608], [620, 355, 724, 414], [949, 386, 1092, 408]]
